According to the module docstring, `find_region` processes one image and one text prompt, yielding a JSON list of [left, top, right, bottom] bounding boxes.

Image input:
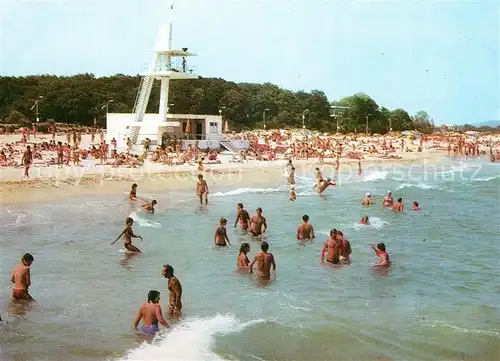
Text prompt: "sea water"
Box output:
[[0, 158, 499, 361]]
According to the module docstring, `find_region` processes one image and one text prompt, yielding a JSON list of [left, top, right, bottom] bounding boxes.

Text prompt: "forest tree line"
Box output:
[[0, 74, 436, 134]]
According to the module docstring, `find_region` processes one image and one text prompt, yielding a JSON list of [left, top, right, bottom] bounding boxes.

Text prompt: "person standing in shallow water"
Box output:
[[129, 183, 138, 201], [162, 265, 182, 317], [296, 214, 315, 240], [249, 207, 267, 236], [111, 217, 143, 252], [11, 253, 34, 301], [196, 174, 209, 204], [214, 217, 231, 247], [249, 242, 276, 279], [237, 243, 251, 270], [392, 198, 404, 212], [133, 290, 169, 335], [234, 203, 250, 230]]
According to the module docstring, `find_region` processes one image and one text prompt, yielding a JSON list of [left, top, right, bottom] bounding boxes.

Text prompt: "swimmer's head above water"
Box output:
[[148, 290, 161, 303], [22, 253, 34, 266], [131, 183, 137, 189], [219, 217, 227, 225], [239, 243, 250, 254], [125, 217, 133, 226], [152, 200, 157, 206], [237, 203, 244, 210], [256, 207, 263, 214]]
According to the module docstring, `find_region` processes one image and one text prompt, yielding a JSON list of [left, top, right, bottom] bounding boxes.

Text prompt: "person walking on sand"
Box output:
[[111, 217, 143, 253], [249, 242, 276, 279], [21, 145, 33, 179], [133, 290, 169, 335], [11, 253, 35, 301], [196, 174, 209, 204], [161, 265, 182, 317]]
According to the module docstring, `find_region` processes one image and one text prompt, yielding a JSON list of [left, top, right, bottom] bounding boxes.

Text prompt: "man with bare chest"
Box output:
[[297, 214, 315, 240], [11, 253, 34, 301], [22, 146, 33, 178], [249, 207, 267, 236], [162, 264, 182, 316], [249, 242, 276, 278], [320, 229, 342, 265]]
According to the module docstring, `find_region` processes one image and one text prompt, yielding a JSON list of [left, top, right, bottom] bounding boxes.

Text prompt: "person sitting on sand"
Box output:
[[249, 207, 267, 236], [382, 191, 393, 207], [392, 198, 404, 213], [317, 178, 336, 194], [297, 214, 315, 240], [111, 217, 143, 253], [412, 201, 421, 211], [214, 217, 231, 247], [11, 253, 35, 301], [129, 183, 138, 201], [237, 243, 251, 270], [360, 215, 369, 225], [196, 174, 209, 204], [361, 192, 373, 206], [133, 290, 169, 335], [234, 203, 250, 230], [141, 200, 157, 214], [370, 243, 391, 267]]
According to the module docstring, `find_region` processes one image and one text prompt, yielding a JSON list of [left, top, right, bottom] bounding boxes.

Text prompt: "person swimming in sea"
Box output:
[[412, 201, 421, 210], [359, 215, 369, 225], [111, 217, 143, 253], [382, 191, 393, 207], [141, 200, 157, 214], [361, 192, 373, 206], [133, 290, 169, 335], [129, 183, 138, 201], [214, 217, 231, 247], [234, 203, 250, 230]]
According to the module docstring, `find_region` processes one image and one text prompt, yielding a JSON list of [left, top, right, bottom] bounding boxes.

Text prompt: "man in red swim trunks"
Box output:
[[11, 253, 34, 301]]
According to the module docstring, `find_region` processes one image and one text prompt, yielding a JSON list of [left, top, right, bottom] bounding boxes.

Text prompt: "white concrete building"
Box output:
[[105, 5, 223, 151]]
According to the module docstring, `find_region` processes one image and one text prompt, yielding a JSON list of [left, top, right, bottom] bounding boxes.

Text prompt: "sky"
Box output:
[[0, 0, 498, 125]]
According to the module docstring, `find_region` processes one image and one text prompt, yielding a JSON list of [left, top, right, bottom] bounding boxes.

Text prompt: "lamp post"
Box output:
[[302, 109, 309, 129], [218, 106, 226, 117], [31, 95, 44, 124], [365, 114, 371, 134], [263, 108, 269, 130], [101, 99, 114, 115], [329, 105, 349, 133], [389, 118, 393, 132]]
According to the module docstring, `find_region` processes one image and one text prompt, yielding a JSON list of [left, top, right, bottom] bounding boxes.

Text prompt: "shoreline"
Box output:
[[0, 150, 448, 206]]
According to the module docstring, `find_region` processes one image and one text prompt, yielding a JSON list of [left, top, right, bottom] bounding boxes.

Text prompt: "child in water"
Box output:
[[111, 217, 143, 253], [129, 183, 138, 201], [412, 201, 421, 210]]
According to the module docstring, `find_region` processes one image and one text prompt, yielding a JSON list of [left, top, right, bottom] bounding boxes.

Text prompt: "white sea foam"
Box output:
[[354, 216, 388, 230], [119, 314, 266, 361], [397, 183, 437, 190], [362, 171, 387, 183], [212, 187, 284, 197], [2, 207, 50, 227], [129, 211, 162, 228], [472, 174, 499, 182]]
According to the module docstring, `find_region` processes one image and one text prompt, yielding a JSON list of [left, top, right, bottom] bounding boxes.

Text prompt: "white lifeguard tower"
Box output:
[[106, 5, 224, 150]]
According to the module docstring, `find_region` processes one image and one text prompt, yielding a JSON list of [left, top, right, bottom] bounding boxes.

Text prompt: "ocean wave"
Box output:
[[471, 174, 499, 182], [129, 212, 162, 228], [119, 314, 266, 361], [422, 320, 500, 338], [362, 171, 387, 183], [397, 183, 437, 190], [212, 187, 284, 197]]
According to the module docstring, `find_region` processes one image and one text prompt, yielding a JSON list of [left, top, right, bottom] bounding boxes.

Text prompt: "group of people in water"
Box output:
[[8, 158, 422, 336]]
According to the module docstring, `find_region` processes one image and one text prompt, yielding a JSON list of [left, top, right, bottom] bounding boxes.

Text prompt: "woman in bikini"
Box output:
[[237, 243, 251, 270], [214, 217, 231, 247], [111, 217, 143, 252]]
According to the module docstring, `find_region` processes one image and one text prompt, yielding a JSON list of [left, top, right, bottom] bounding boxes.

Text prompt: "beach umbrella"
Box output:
[[184, 119, 191, 134], [224, 120, 229, 133]]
